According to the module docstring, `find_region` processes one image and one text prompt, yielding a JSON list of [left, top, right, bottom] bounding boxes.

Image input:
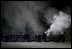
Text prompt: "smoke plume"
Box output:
[[1, 1, 71, 38], [1, 1, 50, 35], [45, 11, 71, 36]]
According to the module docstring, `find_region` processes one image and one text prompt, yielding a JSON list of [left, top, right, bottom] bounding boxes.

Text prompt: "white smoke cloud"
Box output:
[[45, 11, 71, 35], [1, 1, 71, 36]]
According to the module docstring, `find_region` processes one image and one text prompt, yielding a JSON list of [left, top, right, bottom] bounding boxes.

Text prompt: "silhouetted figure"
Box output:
[[24, 34, 30, 42], [42, 33, 47, 42], [35, 34, 38, 42], [4, 34, 8, 42], [20, 33, 25, 42], [37, 35, 42, 42], [8, 33, 11, 42], [2, 34, 6, 42], [10, 33, 14, 42], [21, 33, 25, 42], [17, 33, 21, 42], [13, 33, 17, 42]]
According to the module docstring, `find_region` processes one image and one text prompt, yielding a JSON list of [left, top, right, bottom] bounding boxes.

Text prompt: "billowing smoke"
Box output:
[[1, 1, 71, 39], [1, 1, 51, 36], [45, 11, 71, 36]]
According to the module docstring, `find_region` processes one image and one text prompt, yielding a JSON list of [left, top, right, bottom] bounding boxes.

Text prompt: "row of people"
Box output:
[[1, 33, 65, 42], [1, 33, 47, 42]]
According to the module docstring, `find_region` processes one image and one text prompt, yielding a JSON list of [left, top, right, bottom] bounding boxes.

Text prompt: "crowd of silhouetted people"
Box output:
[[1, 32, 65, 42], [1, 33, 47, 42]]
